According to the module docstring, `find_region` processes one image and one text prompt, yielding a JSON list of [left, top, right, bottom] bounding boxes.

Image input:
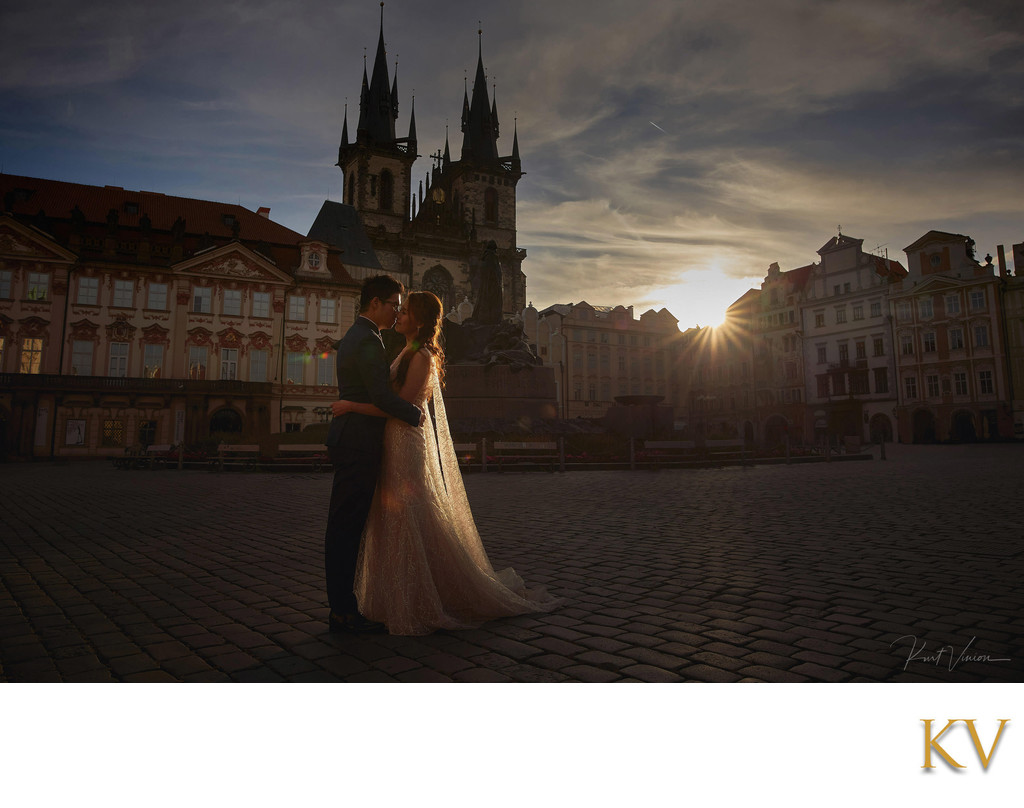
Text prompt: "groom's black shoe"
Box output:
[[329, 611, 386, 634]]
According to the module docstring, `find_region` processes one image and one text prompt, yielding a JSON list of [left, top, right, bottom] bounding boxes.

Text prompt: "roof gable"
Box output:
[[0, 216, 77, 263], [173, 243, 294, 284]]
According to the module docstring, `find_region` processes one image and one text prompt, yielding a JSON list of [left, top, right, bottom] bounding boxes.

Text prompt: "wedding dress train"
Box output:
[[355, 357, 559, 636]]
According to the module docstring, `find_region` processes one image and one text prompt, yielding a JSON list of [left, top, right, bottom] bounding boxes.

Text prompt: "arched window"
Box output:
[[347, 172, 355, 206], [422, 265, 455, 313], [484, 187, 498, 223], [380, 169, 394, 212]]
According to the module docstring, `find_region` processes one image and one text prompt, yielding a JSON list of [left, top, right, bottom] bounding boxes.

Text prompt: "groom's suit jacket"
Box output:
[[325, 316, 421, 461]]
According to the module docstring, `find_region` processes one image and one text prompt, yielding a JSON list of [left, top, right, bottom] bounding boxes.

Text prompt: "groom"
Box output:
[[324, 274, 423, 633]]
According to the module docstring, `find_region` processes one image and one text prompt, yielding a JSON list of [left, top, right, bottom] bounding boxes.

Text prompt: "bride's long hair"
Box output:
[[396, 290, 446, 389]]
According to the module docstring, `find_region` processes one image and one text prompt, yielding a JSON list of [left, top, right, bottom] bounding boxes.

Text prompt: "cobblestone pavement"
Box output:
[[1, 444, 1022, 682]]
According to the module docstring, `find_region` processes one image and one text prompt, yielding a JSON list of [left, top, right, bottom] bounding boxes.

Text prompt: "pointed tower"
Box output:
[[336, 2, 417, 236]]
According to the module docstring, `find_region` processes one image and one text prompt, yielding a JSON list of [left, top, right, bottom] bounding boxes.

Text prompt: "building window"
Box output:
[[873, 367, 888, 394], [318, 355, 334, 386], [945, 295, 961, 315], [835, 308, 847, 324], [918, 299, 933, 319], [923, 332, 936, 353], [0, 270, 11, 299], [288, 295, 305, 321], [855, 341, 866, 360], [618, 356, 626, 371], [833, 374, 846, 395], [870, 301, 881, 318], [108, 342, 129, 377], [138, 420, 157, 447], [250, 349, 268, 382], [817, 345, 827, 364], [113, 279, 133, 308], [897, 302, 912, 322], [974, 325, 989, 348], [950, 328, 964, 350], [252, 292, 271, 318], [969, 290, 985, 310], [319, 298, 336, 324], [573, 384, 582, 400], [900, 335, 914, 356], [77, 276, 99, 305], [221, 348, 238, 380], [102, 419, 125, 448], [834, 285, 841, 296], [147, 283, 167, 310], [838, 343, 849, 363], [904, 377, 917, 399], [844, 282, 851, 293], [817, 376, 830, 397], [143, 344, 163, 378], [379, 169, 394, 212], [588, 353, 597, 370], [286, 351, 305, 384], [223, 289, 242, 317], [872, 337, 885, 356], [27, 272, 49, 301], [484, 187, 498, 223], [71, 341, 94, 376], [978, 370, 994, 395], [926, 375, 940, 398], [193, 286, 212, 313], [853, 306, 864, 321], [851, 373, 869, 395], [188, 346, 208, 379], [285, 422, 302, 433], [814, 312, 824, 328], [953, 372, 968, 396]]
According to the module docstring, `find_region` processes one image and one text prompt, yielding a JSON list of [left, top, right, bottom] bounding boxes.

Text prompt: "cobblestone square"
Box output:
[[1, 444, 1021, 682]]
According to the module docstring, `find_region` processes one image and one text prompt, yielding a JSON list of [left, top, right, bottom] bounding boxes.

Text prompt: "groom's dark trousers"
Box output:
[[324, 316, 421, 615]]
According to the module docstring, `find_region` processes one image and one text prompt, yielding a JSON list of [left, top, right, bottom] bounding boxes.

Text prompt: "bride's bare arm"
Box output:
[[397, 350, 432, 403]]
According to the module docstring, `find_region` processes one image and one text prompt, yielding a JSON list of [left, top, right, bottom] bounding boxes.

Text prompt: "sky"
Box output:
[[1, 0, 1022, 330]]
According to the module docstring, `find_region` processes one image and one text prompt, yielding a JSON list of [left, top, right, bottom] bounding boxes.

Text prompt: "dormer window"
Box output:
[[123, 202, 139, 216], [308, 251, 321, 269], [222, 214, 237, 229]]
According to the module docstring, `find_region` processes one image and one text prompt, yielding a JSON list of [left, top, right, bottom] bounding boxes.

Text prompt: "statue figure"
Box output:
[[472, 240, 503, 325]]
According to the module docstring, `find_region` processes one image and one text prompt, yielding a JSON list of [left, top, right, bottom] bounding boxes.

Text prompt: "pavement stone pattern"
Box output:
[[1, 444, 1022, 682]]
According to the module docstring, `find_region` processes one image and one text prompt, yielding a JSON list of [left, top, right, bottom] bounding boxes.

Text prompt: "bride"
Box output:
[[333, 290, 559, 636]]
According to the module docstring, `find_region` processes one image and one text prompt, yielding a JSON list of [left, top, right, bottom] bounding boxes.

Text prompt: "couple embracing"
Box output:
[[323, 275, 558, 636]]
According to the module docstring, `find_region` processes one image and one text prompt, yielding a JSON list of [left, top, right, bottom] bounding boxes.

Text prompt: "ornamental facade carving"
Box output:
[[68, 319, 100, 343]]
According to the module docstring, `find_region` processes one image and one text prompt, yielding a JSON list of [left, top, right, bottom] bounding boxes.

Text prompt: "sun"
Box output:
[[654, 271, 759, 331]]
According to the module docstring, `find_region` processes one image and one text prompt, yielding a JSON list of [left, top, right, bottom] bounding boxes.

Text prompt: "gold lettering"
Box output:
[[921, 719, 965, 769], [963, 719, 1010, 770]]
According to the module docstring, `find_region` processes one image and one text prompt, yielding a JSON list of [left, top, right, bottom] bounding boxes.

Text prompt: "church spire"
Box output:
[[407, 94, 417, 149], [358, 2, 397, 145], [511, 117, 521, 172], [461, 27, 499, 164], [336, 103, 349, 167]]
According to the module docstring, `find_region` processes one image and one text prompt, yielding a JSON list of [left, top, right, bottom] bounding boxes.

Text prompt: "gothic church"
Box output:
[[308, 10, 526, 319]]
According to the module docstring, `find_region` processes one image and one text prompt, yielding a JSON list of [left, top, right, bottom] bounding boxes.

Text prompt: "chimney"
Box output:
[[257, 207, 270, 219], [996, 245, 1007, 277]]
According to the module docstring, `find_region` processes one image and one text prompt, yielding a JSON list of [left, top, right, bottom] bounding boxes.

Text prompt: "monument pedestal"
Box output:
[[442, 364, 558, 422]]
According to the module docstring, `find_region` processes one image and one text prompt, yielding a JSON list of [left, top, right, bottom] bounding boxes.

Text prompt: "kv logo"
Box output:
[[921, 719, 1010, 770]]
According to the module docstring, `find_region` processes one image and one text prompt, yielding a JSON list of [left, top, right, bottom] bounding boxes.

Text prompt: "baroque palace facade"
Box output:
[[0, 13, 532, 461], [0, 175, 358, 460]]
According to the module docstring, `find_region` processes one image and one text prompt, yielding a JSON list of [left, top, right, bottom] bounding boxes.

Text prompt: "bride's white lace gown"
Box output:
[[355, 355, 559, 636]]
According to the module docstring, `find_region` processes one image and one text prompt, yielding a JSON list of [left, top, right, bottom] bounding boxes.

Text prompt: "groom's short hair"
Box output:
[[359, 275, 404, 312]]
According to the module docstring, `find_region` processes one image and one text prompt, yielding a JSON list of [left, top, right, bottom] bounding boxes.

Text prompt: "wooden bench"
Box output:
[[214, 444, 261, 471], [634, 440, 698, 469], [704, 438, 748, 461], [453, 440, 486, 471], [142, 444, 174, 469], [493, 439, 564, 472], [269, 443, 328, 472]]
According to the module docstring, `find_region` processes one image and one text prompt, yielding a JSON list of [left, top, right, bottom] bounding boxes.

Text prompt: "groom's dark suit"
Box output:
[[324, 316, 421, 616]]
